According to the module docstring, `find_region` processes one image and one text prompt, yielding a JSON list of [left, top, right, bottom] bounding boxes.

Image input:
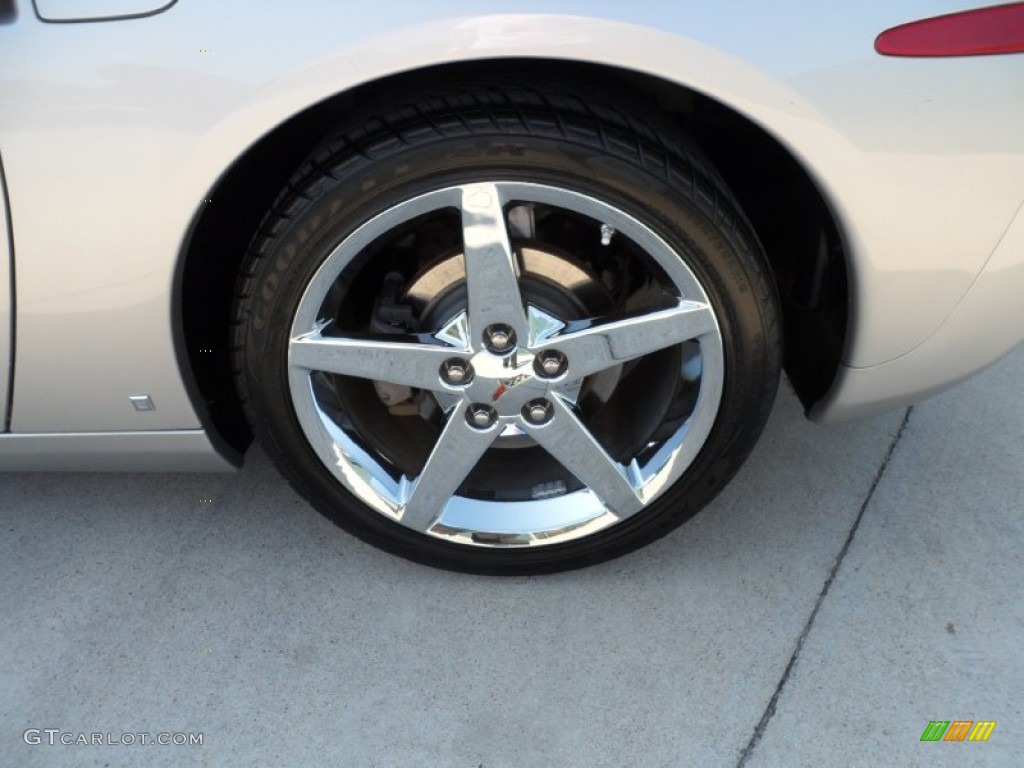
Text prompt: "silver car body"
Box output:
[[1, 0, 1022, 470]]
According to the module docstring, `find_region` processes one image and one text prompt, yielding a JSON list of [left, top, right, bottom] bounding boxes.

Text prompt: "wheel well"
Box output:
[[177, 60, 848, 455]]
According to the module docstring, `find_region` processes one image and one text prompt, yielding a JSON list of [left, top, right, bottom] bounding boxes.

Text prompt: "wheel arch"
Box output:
[[175, 59, 850, 455]]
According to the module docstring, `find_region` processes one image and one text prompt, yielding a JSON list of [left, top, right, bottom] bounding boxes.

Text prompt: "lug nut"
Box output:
[[441, 358, 473, 386], [467, 404, 497, 429], [484, 324, 516, 353], [523, 398, 553, 425], [535, 350, 567, 378]]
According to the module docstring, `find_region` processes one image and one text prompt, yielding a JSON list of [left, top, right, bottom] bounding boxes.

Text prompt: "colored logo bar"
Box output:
[[920, 721, 997, 742]]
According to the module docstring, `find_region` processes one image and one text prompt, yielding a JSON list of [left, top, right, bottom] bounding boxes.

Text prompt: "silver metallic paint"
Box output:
[[0, 430, 235, 471], [811, 199, 1024, 422], [0, 1, 1020, 466]]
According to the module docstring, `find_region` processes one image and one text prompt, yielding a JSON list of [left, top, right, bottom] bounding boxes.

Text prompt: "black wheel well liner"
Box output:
[[174, 59, 849, 457]]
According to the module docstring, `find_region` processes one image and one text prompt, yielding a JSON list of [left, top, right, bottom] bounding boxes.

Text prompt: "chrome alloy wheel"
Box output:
[[287, 181, 724, 547]]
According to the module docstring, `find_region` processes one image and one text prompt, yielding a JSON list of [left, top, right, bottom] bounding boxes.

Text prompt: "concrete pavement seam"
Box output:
[[735, 406, 914, 767]]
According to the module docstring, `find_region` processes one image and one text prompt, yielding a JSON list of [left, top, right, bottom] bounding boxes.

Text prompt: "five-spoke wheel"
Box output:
[[233, 84, 780, 573]]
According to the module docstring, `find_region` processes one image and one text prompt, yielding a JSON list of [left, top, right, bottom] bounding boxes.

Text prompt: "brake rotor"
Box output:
[[405, 243, 614, 326]]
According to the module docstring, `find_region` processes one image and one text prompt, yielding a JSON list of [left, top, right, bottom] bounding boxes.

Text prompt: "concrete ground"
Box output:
[[1, 347, 1021, 768]]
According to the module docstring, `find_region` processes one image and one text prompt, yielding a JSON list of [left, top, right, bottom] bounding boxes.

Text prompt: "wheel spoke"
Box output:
[[537, 300, 716, 379], [460, 183, 529, 346], [290, 332, 463, 392], [399, 412, 498, 532], [524, 398, 644, 518]]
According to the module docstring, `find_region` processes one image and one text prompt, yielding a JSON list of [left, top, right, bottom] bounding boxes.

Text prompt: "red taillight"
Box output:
[[876, 2, 1024, 56]]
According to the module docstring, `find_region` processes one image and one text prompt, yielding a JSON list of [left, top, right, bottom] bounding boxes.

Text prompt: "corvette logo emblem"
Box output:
[[491, 374, 531, 402]]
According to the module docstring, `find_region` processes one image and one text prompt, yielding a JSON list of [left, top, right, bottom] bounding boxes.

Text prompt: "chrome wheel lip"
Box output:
[[287, 181, 724, 548]]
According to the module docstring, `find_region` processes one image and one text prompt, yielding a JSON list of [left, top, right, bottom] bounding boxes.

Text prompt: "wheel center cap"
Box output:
[[466, 348, 546, 416]]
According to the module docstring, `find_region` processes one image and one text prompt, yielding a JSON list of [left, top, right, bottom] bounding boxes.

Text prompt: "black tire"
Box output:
[[232, 81, 781, 574]]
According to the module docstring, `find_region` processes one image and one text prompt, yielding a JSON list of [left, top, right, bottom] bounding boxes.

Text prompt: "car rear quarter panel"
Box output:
[[0, 0, 1022, 434]]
